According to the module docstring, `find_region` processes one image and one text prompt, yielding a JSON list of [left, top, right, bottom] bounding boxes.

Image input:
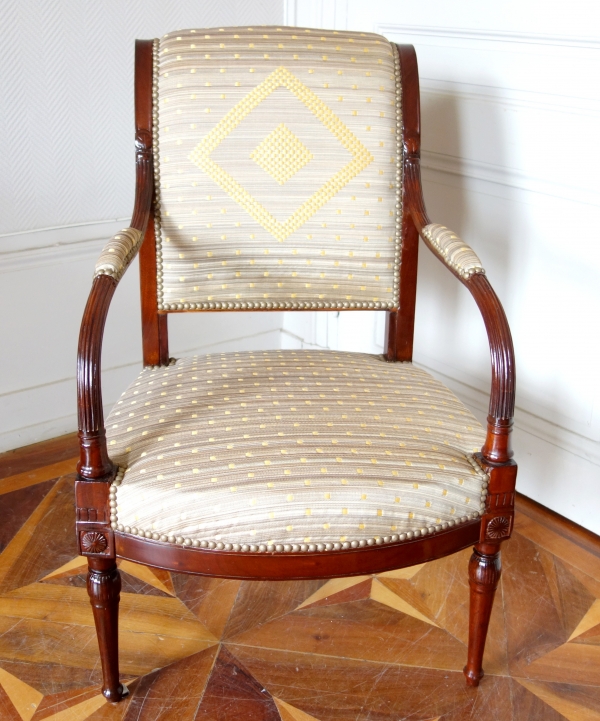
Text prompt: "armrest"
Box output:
[[420, 224, 485, 281], [94, 227, 143, 282], [404, 161, 515, 465]]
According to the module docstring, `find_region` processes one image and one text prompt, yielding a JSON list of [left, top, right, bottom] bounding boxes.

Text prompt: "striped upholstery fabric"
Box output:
[[154, 27, 402, 311], [421, 224, 485, 280], [94, 228, 143, 281], [106, 350, 488, 552]]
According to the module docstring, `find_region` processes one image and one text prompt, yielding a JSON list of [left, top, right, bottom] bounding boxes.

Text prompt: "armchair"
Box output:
[[76, 27, 516, 702]]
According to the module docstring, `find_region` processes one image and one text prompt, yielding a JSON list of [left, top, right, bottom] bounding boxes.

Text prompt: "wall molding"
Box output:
[[0, 219, 129, 274], [0, 327, 284, 454], [377, 23, 600, 50], [420, 150, 600, 207], [421, 78, 600, 119], [414, 355, 600, 467]]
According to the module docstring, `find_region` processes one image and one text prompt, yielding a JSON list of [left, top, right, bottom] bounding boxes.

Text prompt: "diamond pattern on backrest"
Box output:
[[154, 26, 402, 311]]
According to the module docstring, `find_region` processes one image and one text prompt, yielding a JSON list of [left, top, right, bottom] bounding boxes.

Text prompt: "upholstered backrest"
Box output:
[[154, 26, 401, 311]]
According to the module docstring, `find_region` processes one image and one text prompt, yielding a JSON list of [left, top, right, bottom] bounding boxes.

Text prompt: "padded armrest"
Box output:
[[421, 224, 485, 280], [94, 227, 143, 282]]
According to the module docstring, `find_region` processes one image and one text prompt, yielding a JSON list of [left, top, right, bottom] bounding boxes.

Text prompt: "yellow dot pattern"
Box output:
[[107, 350, 488, 551], [250, 122, 313, 185], [152, 27, 401, 311]]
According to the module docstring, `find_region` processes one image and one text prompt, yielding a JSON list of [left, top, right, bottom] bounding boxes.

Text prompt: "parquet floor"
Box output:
[[0, 436, 599, 720]]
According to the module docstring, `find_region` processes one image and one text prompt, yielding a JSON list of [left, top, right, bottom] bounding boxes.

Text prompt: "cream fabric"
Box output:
[[421, 224, 484, 279], [106, 350, 488, 551], [154, 27, 402, 311], [94, 228, 143, 281]]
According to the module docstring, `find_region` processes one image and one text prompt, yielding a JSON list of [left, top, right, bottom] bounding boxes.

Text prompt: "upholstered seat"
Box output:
[[106, 350, 488, 551]]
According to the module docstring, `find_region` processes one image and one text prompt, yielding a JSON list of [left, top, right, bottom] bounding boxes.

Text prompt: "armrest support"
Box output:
[[405, 158, 515, 464], [77, 274, 119, 480]]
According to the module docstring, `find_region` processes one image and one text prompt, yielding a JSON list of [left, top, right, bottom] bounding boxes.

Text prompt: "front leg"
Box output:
[[463, 543, 502, 686], [87, 557, 126, 701]]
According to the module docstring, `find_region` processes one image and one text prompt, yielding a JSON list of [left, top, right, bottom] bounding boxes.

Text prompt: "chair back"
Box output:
[[152, 26, 402, 312]]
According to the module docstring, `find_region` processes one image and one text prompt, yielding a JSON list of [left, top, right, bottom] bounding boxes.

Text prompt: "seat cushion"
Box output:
[[106, 350, 488, 552]]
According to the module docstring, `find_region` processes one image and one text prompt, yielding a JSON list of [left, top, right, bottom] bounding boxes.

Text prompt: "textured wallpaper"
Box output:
[[0, 0, 282, 235]]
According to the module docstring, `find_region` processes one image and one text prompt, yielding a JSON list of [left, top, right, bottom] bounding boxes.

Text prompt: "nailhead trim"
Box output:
[[109, 456, 489, 552], [392, 42, 402, 307], [158, 300, 396, 311]]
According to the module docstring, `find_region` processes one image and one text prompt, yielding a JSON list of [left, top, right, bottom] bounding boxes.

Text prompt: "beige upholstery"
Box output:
[[106, 350, 488, 552], [421, 224, 484, 280], [94, 228, 143, 281], [153, 27, 402, 311]]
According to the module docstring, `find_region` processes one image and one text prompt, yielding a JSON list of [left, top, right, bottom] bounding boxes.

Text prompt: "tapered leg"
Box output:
[[463, 543, 502, 687], [87, 557, 127, 702]]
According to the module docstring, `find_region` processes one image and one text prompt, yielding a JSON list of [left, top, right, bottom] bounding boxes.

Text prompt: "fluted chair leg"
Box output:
[[87, 557, 126, 702], [463, 544, 502, 687]]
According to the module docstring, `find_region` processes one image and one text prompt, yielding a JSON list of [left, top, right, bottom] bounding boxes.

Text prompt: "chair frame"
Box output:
[[76, 39, 516, 702]]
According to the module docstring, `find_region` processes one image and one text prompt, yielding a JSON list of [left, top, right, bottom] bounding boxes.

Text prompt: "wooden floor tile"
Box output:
[[123, 646, 218, 721], [514, 514, 600, 581], [171, 575, 241, 638], [194, 646, 281, 720], [0, 460, 77, 498], [0, 478, 70, 594], [502, 532, 568, 675], [0, 481, 58, 554], [33, 685, 102, 720], [0, 685, 23, 721], [297, 576, 373, 610], [228, 598, 468, 672], [515, 678, 600, 720], [229, 644, 478, 720], [0, 435, 78, 481], [296, 576, 371, 610], [0, 583, 218, 677], [0, 666, 43, 721], [222, 579, 325, 640], [274, 697, 322, 721]]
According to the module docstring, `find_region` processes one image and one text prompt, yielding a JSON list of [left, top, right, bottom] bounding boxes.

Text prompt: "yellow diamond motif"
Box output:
[[190, 66, 374, 242], [250, 123, 313, 185]]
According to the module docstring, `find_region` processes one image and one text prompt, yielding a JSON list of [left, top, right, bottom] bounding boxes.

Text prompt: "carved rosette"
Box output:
[[485, 516, 512, 540], [80, 530, 108, 554]]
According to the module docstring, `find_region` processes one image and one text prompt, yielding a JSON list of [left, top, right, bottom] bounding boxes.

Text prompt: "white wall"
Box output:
[[284, 0, 600, 534], [0, 0, 284, 452]]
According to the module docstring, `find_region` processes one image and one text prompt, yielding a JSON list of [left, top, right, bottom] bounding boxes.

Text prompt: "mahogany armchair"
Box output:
[[76, 27, 516, 702]]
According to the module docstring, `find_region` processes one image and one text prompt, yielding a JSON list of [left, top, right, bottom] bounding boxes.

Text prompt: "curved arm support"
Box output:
[[77, 140, 154, 481], [405, 158, 515, 464], [77, 276, 118, 480]]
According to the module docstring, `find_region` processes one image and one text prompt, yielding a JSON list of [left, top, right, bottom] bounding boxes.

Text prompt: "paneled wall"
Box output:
[[284, 0, 600, 533], [0, 0, 283, 452]]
